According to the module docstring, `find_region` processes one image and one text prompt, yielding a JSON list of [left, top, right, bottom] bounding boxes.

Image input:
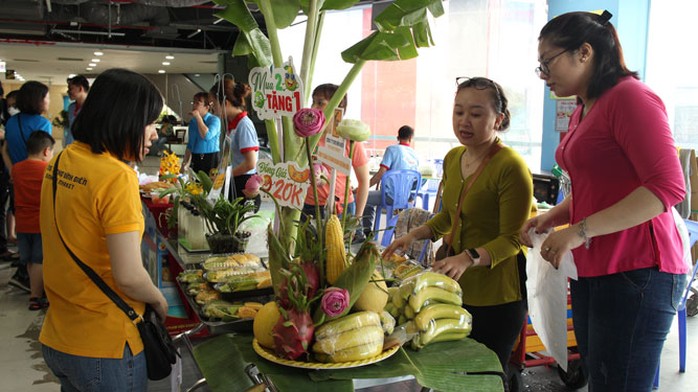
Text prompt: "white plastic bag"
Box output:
[[526, 228, 578, 371]]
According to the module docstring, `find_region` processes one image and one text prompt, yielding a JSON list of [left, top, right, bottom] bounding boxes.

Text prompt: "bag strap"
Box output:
[[443, 141, 503, 253], [51, 152, 141, 323]]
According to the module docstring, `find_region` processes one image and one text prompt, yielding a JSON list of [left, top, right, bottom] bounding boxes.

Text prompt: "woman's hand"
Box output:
[[151, 292, 169, 322], [381, 232, 413, 259], [539, 225, 584, 268], [520, 214, 555, 247], [431, 252, 472, 281]]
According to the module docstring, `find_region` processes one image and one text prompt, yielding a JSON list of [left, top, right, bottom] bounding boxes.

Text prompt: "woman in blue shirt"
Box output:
[[182, 92, 221, 176], [210, 79, 260, 211], [3, 81, 52, 166]]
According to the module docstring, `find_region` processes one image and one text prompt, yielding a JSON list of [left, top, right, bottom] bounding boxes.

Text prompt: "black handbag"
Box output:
[[51, 152, 178, 381], [434, 142, 502, 261]]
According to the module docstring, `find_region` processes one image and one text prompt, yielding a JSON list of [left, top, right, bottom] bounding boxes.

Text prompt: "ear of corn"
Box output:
[[325, 215, 347, 285]]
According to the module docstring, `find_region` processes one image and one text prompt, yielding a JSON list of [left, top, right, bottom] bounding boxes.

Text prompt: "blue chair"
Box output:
[[372, 169, 421, 247], [416, 159, 443, 210], [654, 219, 698, 389]]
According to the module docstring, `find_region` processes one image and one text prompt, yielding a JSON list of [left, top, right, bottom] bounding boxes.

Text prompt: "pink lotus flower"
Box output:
[[293, 108, 325, 138], [243, 174, 264, 198], [321, 287, 350, 317], [313, 163, 328, 186]]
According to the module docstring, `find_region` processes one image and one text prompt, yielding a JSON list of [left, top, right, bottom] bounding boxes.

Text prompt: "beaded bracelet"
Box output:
[[578, 218, 592, 249]]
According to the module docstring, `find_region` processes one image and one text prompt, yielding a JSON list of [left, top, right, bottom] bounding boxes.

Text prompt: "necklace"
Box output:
[[464, 148, 489, 169]]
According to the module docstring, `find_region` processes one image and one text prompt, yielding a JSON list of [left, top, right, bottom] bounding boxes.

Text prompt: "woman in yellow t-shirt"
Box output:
[[39, 68, 168, 391]]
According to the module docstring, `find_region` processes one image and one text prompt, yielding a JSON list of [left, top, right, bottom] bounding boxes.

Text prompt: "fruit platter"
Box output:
[[251, 212, 473, 369]]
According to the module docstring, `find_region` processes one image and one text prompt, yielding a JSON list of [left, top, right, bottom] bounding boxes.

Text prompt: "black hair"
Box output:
[[210, 78, 251, 110], [17, 81, 49, 115], [0, 81, 4, 97], [6, 90, 18, 102], [312, 83, 348, 110], [539, 11, 638, 99], [67, 75, 90, 92], [456, 77, 511, 131], [397, 125, 414, 140], [72, 68, 163, 162], [26, 131, 55, 155]]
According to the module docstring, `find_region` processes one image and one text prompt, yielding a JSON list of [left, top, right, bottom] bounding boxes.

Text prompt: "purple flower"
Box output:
[[243, 174, 264, 198], [321, 287, 350, 317], [293, 108, 325, 138]]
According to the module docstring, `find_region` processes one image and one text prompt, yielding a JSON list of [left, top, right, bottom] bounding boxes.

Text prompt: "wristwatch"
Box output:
[[465, 248, 480, 266]]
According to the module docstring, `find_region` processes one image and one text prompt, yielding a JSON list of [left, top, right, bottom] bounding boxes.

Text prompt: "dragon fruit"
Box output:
[[300, 260, 319, 299], [272, 308, 315, 360]]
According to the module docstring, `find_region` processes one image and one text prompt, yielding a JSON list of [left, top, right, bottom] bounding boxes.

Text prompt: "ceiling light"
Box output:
[[94, 51, 104, 56], [91, 59, 100, 62], [88, 63, 96, 67], [158, 70, 166, 74], [86, 67, 93, 71], [165, 55, 175, 60], [194, 74, 200, 77], [162, 62, 170, 66]]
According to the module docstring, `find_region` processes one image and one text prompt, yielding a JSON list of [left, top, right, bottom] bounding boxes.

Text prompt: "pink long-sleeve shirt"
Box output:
[[556, 76, 687, 277]]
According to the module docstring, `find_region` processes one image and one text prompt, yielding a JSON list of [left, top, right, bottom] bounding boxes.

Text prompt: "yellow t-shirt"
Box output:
[[39, 142, 146, 358]]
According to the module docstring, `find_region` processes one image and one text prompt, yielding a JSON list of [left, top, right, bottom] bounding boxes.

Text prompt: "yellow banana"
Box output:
[[408, 286, 462, 313], [414, 304, 472, 332], [410, 271, 462, 296], [315, 311, 381, 341], [314, 340, 383, 363], [312, 325, 384, 354]]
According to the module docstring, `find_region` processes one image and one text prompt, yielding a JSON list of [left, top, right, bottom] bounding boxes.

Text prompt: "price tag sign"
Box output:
[[249, 57, 304, 120], [257, 159, 310, 209], [317, 146, 351, 175]]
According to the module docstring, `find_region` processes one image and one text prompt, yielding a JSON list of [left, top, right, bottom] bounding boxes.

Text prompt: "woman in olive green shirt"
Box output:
[[383, 77, 532, 374]]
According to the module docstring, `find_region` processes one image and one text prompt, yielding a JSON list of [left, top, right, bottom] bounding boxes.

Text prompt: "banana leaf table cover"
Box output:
[[193, 333, 504, 391]]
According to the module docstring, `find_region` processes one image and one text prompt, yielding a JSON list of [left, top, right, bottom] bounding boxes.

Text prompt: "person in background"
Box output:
[[182, 92, 221, 176], [520, 11, 686, 391], [65, 75, 89, 147], [210, 78, 260, 211], [303, 84, 369, 225], [360, 125, 419, 239], [40, 68, 168, 391], [383, 77, 532, 378], [3, 81, 52, 293], [12, 131, 54, 310], [0, 89, 19, 261], [148, 115, 176, 157]]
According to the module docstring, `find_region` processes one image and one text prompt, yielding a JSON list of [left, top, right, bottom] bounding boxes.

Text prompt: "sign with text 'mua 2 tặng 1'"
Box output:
[[256, 159, 310, 209], [249, 58, 304, 121]]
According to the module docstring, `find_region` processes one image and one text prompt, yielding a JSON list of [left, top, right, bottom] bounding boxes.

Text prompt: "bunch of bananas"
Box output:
[[384, 271, 472, 350], [312, 311, 385, 363]]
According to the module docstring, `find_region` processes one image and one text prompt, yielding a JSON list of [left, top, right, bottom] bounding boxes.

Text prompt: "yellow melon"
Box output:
[[353, 272, 389, 313], [253, 301, 281, 349]]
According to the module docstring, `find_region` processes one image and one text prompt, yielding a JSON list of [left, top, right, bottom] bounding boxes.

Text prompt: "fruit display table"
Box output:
[[193, 333, 504, 391]]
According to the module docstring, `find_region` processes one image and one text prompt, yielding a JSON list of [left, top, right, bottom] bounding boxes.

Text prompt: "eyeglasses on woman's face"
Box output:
[[535, 49, 570, 77], [455, 77, 503, 113]]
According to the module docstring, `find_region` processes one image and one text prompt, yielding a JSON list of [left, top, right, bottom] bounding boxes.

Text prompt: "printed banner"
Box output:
[[257, 159, 310, 209], [249, 58, 304, 120]]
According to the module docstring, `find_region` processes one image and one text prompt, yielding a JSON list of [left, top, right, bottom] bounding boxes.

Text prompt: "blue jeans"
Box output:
[[43, 344, 147, 392], [570, 267, 685, 392]]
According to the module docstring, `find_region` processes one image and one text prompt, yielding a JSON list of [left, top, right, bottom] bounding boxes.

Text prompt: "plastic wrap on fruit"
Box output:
[[312, 325, 384, 355], [404, 271, 462, 297], [312, 311, 384, 362], [411, 317, 472, 350], [178, 270, 204, 283], [414, 304, 472, 332], [314, 311, 381, 341], [314, 339, 384, 363], [408, 286, 462, 313]]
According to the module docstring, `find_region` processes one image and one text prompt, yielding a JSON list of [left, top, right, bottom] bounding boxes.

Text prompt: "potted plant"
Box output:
[[195, 195, 258, 254]]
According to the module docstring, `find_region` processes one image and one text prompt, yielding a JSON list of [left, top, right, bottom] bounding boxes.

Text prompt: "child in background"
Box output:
[[12, 131, 55, 310]]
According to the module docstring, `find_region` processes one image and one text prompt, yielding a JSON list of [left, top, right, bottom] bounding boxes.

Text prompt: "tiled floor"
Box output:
[[1, 156, 697, 391]]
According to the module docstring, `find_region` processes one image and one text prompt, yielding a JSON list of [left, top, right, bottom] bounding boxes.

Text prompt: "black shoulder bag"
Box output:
[[51, 152, 178, 381]]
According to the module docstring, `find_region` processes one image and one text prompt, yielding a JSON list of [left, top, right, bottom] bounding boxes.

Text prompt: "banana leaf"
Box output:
[[373, 0, 445, 31], [269, 0, 302, 29], [214, 0, 273, 67], [193, 333, 503, 391], [341, 28, 418, 63]]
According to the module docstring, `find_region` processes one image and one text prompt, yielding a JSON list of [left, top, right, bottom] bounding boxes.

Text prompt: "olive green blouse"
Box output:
[[426, 143, 532, 306]]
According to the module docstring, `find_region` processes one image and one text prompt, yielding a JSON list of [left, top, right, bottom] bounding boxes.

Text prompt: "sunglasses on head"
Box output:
[[455, 77, 503, 112]]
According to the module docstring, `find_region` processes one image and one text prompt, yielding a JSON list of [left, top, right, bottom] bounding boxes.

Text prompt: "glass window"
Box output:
[[646, 0, 698, 151], [279, 1, 547, 171]]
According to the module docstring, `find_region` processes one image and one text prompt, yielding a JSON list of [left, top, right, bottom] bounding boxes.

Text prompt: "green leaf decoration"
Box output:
[[341, 29, 417, 63], [321, 0, 361, 11], [193, 333, 503, 391], [411, 20, 434, 47], [270, 0, 302, 29], [214, 0, 273, 67], [373, 0, 444, 31]]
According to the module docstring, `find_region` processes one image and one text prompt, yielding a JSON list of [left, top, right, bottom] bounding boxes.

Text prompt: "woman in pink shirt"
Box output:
[[521, 11, 687, 391]]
